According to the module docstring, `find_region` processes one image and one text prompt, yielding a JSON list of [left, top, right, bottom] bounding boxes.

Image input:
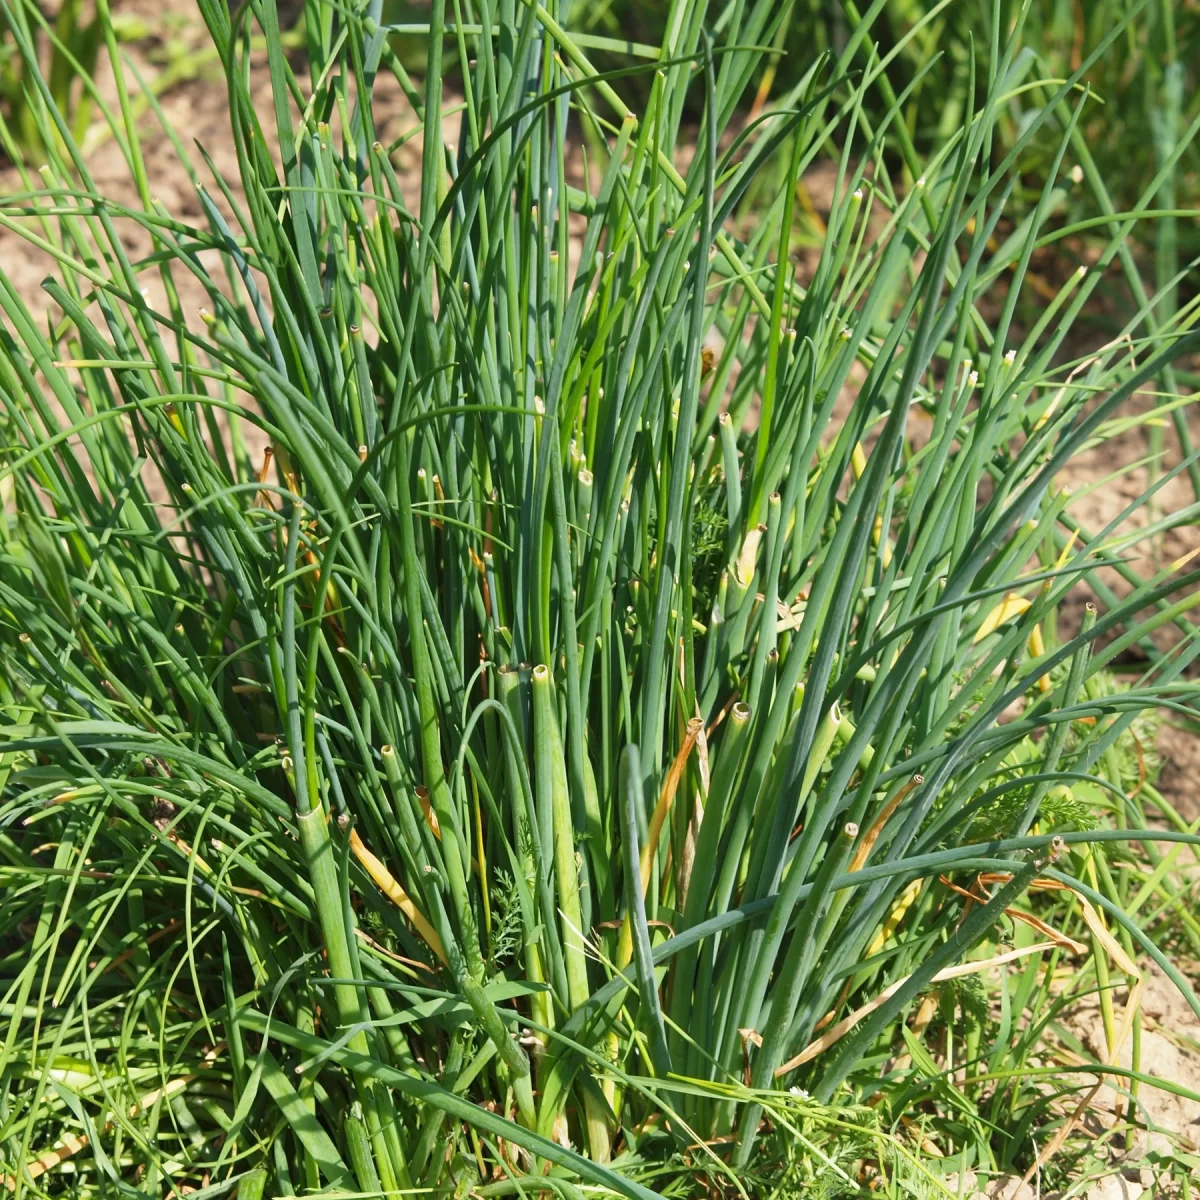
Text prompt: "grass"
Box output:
[[575, 1, 1200, 219], [574, 0, 1200, 496], [1, 0, 1199, 1195], [0, 0, 105, 161], [0, 0, 300, 166]]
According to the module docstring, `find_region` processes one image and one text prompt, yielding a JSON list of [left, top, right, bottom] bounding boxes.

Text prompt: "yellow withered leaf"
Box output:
[[866, 877, 922, 958], [349, 828, 446, 964], [1027, 622, 1051, 692], [973, 592, 1031, 644]]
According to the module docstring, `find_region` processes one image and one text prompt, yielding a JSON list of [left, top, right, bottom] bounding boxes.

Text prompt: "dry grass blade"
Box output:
[[349, 827, 446, 964], [776, 942, 1065, 1076]]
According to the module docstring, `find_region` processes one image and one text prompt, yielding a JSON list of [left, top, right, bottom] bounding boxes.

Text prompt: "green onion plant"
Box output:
[[1, 0, 1199, 1195]]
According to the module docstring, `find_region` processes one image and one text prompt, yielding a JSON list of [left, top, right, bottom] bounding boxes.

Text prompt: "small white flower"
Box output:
[[1004, 349, 1016, 364], [1069, 165, 1083, 183], [789, 1086, 810, 1099]]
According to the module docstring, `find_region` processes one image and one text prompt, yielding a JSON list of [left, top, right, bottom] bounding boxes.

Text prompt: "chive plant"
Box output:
[[2, 0, 1199, 1195]]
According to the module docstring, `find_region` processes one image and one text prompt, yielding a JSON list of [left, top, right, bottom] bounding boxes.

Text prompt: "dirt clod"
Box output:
[[984, 1178, 1035, 1200], [1080, 1175, 1144, 1200]]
